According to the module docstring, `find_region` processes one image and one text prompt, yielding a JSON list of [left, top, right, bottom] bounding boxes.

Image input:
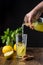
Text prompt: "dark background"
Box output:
[[0, 0, 43, 47]]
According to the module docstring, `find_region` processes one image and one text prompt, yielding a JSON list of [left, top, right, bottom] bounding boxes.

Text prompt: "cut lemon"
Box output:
[[4, 51, 14, 59]]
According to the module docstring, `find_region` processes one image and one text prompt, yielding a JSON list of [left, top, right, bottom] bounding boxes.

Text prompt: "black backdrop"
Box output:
[[0, 0, 43, 47]]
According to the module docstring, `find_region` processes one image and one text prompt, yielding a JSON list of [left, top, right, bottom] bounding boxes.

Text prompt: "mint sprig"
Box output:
[[1, 27, 22, 46]]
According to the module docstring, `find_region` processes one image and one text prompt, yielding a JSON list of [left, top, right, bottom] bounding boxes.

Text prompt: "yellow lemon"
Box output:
[[2, 45, 14, 59], [14, 43, 22, 51], [14, 44, 16, 51], [2, 45, 13, 54], [4, 51, 14, 59]]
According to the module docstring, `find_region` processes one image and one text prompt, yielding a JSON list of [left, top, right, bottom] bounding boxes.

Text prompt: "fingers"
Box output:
[[24, 14, 34, 29], [28, 16, 34, 29]]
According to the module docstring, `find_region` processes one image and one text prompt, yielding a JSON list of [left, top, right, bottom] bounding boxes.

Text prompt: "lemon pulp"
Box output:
[[4, 51, 14, 59]]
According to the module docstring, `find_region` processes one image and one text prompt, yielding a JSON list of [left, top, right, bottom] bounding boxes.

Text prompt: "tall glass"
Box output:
[[16, 34, 27, 58]]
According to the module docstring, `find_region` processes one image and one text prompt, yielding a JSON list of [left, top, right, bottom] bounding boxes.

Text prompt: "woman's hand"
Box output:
[[24, 10, 41, 29], [24, 1, 43, 29]]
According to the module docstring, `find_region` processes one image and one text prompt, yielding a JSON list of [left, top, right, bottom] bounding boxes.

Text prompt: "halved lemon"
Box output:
[[4, 51, 14, 59]]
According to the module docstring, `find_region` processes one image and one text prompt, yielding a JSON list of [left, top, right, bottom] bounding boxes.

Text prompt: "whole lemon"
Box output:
[[2, 45, 13, 54], [14, 44, 16, 51]]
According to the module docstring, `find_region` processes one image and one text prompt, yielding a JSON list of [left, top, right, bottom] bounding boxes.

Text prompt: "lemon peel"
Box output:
[[14, 44, 16, 51], [2, 45, 13, 54]]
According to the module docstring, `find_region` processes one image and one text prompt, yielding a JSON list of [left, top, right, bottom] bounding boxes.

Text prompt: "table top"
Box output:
[[0, 47, 43, 65]]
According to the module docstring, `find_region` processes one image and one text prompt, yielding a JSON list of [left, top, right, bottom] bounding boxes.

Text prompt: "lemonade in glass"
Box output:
[[16, 34, 27, 58]]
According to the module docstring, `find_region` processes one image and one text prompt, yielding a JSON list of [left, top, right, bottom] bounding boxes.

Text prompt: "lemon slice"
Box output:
[[32, 21, 43, 32], [4, 51, 14, 59]]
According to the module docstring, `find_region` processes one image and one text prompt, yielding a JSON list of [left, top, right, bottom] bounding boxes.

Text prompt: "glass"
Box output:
[[16, 34, 27, 58]]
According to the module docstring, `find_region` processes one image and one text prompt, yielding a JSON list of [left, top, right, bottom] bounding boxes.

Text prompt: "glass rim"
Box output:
[[16, 33, 27, 36]]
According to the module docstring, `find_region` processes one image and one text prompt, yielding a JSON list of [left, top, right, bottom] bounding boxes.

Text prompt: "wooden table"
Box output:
[[0, 47, 43, 65]]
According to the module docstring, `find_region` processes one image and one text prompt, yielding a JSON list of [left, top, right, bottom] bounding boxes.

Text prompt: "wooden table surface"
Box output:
[[0, 47, 43, 65]]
